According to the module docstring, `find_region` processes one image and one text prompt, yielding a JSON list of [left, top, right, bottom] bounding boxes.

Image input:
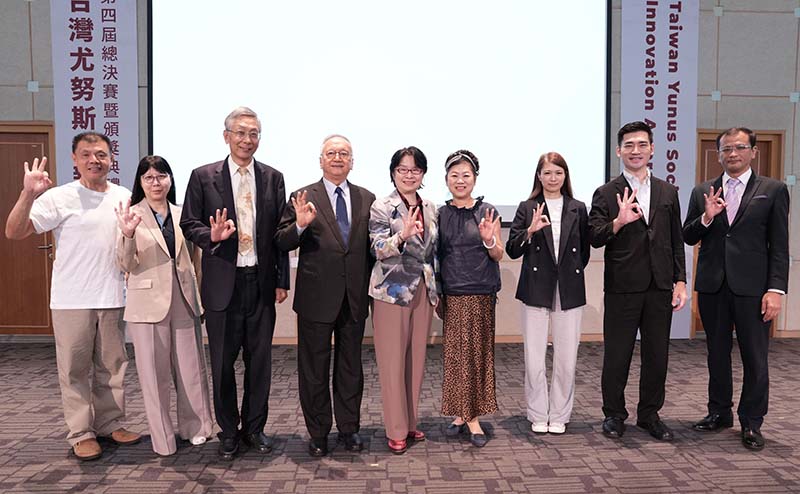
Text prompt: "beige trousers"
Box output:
[[372, 286, 433, 441], [51, 307, 128, 446], [127, 274, 213, 455]]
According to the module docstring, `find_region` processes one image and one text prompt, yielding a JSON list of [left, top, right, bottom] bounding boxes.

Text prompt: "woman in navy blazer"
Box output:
[[505, 152, 590, 435]]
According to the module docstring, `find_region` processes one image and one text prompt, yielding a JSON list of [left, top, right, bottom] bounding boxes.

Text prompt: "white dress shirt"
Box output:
[[622, 168, 651, 224]]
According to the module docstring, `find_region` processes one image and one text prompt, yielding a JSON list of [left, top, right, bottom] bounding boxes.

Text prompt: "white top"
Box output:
[[544, 197, 563, 262], [29, 181, 131, 309], [622, 168, 651, 224], [228, 155, 258, 267]]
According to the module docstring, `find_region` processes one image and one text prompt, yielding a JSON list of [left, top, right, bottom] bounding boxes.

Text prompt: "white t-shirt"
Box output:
[[29, 181, 131, 309]]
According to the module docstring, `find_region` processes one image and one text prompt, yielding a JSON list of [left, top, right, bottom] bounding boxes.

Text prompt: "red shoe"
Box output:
[[388, 438, 407, 455], [407, 430, 426, 442]]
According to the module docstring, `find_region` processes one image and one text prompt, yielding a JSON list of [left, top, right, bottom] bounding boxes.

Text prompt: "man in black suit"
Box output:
[[180, 107, 289, 460], [683, 127, 789, 451], [275, 134, 375, 457], [589, 121, 687, 442]]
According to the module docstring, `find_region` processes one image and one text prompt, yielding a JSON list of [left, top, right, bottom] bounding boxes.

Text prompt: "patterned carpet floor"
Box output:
[[0, 338, 798, 493]]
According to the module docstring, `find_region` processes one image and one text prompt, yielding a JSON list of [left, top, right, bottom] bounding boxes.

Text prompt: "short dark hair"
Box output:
[[716, 127, 757, 149], [130, 155, 177, 205], [528, 151, 574, 200], [389, 146, 427, 186], [617, 121, 653, 146], [444, 149, 480, 176], [72, 132, 112, 153]]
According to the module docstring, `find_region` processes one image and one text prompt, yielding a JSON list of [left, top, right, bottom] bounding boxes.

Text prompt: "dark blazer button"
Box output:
[[726, 233, 731, 238]]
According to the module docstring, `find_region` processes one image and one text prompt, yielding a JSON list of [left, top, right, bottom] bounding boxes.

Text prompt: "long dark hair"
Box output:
[[130, 155, 177, 205], [528, 152, 573, 200]]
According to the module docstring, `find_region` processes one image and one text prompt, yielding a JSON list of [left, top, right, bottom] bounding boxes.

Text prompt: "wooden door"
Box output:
[[0, 124, 56, 334], [692, 130, 782, 337]]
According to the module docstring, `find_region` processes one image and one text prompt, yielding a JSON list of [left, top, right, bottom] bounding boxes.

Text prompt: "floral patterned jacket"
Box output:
[[368, 190, 438, 306]]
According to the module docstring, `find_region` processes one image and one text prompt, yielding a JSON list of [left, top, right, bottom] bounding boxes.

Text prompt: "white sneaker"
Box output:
[[548, 423, 566, 434], [190, 435, 207, 445], [531, 422, 548, 433]]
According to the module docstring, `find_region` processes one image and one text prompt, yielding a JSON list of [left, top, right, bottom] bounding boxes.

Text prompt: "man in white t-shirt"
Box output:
[[5, 132, 141, 461]]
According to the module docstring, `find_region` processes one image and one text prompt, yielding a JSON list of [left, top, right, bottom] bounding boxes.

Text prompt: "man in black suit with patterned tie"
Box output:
[[683, 127, 789, 451], [275, 134, 375, 457]]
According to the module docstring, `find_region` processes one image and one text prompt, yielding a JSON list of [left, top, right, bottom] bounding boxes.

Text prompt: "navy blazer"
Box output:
[[683, 172, 789, 296], [506, 195, 590, 310], [589, 174, 686, 293], [179, 158, 290, 311]]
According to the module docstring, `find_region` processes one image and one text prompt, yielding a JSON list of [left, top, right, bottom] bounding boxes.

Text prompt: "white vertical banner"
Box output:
[[50, 0, 139, 188], [621, 0, 699, 338]]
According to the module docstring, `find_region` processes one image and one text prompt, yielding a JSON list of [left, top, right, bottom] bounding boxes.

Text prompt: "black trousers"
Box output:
[[297, 297, 365, 439], [601, 287, 672, 423], [698, 281, 770, 429], [205, 266, 276, 439]]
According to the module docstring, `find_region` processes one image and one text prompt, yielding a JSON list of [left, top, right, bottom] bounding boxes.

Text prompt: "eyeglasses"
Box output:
[[324, 150, 351, 160], [142, 174, 170, 184], [719, 144, 752, 154], [226, 129, 261, 141], [621, 142, 651, 150], [395, 167, 423, 176]]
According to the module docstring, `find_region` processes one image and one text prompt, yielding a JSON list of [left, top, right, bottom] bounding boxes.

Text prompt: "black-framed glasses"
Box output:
[[719, 144, 752, 154], [226, 129, 261, 141]]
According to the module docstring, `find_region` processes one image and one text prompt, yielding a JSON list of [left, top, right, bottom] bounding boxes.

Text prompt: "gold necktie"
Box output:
[[236, 166, 254, 255]]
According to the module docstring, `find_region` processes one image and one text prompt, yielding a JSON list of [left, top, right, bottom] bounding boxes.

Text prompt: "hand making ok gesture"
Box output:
[[526, 202, 551, 238], [615, 187, 643, 227], [399, 206, 424, 242], [22, 157, 53, 198], [703, 185, 726, 221], [115, 199, 142, 239], [209, 208, 236, 242], [292, 190, 317, 228]]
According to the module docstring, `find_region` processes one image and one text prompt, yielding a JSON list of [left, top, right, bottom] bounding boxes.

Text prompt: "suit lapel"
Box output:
[[558, 197, 577, 262], [648, 178, 662, 224], [537, 197, 557, 265], [169, 203, 183, 256], [135, 202, 170, 257], [213, 158, 237, 226], [732, 172, 759, 227], [347, 181, 362, 251], [311, 180, 346, 249]]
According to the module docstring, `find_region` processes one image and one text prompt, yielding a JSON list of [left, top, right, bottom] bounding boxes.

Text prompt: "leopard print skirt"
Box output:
[[440, 294, 499, 421]]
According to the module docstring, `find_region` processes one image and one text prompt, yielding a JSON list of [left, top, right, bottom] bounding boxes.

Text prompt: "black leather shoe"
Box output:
[[308, 438, 328, 457], [637, 419, 674, 441], [602, 417, 625, 439], [337, 432, 364, 452], [242, 432, 273, 454], [218, 437, 239, 460], [692, 413, 734, 432], [469, 433, 489, 448], [445, 422, 467, 437], [741, 428, 765, 451]]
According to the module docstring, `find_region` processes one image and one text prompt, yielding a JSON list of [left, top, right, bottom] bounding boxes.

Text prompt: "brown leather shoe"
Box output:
[[107, 428, 141, 445], [73, 438, 102, 461]]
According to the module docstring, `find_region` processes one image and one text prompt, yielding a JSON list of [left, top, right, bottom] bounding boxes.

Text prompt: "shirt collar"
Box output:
[[622, 168, 651, 187], [322, 177, 349, 197], [723, 167, 752, 187], [227, 156, 255, 178]]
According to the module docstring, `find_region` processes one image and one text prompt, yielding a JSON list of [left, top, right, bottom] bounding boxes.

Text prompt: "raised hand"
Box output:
[[209, 208, 236, 242], [479, 207, 500, 244], [703, 185, 726, 221], [292, 190, 317, 228], [615, 187, 643, 227], [527, 202, 551, 237], [399, 206, 424, 241], [23, 157, 53, 197], [115, 199, 142, 238]]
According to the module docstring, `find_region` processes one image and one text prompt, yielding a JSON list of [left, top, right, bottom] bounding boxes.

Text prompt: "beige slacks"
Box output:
[[51, 307, 128, 446], [372, 285, 433, 441], [127, 273, 213, 456]]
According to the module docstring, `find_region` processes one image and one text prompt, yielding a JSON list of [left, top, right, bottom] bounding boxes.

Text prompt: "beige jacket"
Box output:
[[117, 201, 203, 323]]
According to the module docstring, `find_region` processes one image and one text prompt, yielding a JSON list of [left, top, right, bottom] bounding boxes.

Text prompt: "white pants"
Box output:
[[521, 291, 582, 425]]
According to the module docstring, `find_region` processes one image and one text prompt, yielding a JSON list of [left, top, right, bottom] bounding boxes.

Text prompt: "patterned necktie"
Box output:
[[236, 166, 254, 255], [335, 186, 350, 244], [726, 177, 741, 224]]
